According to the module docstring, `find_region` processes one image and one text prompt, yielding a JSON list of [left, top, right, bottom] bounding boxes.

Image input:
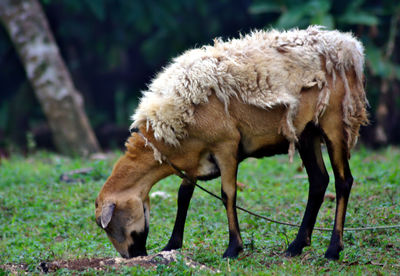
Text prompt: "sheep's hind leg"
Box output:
[[162, 178, 195, 251], [286, 124, 329, 257], [324, 134, 353, 260]]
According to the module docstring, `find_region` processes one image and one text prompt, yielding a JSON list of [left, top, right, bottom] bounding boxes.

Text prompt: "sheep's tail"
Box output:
[[313, 28, 369, 155]]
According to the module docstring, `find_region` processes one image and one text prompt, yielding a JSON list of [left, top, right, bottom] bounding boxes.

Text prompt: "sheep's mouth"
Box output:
[[127, 230, 148, 258]]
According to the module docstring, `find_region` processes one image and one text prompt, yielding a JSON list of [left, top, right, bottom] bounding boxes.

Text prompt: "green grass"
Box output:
[[0, 147, 399, 274]]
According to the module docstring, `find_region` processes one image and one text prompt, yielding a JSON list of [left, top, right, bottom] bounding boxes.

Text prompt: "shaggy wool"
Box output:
[[131, 26, 368, 160]]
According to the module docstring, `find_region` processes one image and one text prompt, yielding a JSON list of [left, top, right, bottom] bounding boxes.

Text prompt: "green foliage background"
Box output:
[[1, 0, 400, 148]]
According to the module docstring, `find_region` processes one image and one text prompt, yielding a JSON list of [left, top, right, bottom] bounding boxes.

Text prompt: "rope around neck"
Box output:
[[137, 132, 400, 232]]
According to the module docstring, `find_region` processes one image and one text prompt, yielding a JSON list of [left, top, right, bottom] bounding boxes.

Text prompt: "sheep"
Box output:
[[95, 26, 368, 260]]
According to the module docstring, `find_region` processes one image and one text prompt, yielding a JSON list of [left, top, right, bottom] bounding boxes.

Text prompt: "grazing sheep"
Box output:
[[95, 26, 368, 260]]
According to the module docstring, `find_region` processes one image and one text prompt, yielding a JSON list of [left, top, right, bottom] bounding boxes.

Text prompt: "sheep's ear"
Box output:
[[101, 202, 116, 229]]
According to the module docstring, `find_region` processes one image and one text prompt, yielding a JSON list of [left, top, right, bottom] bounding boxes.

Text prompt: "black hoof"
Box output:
[[222, 246, 243, 259], [324, 246, 341, 260], [285, 245, 303, 257], [161, 241, 182, 252], [285, 239, 309, 257]]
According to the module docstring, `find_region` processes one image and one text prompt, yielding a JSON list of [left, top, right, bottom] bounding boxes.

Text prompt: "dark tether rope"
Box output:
[[139, 132, 400, 232]]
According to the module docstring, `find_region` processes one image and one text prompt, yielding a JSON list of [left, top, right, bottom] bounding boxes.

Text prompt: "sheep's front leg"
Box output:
[[162, 178, 195, 251], [215, 142, 243, 258]]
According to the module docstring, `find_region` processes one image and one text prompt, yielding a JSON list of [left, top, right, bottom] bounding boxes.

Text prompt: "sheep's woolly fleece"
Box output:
[[131, 26, 368, 160]]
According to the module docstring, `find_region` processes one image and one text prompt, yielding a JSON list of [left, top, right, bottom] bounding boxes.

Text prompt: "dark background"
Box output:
[[1, 0, 399, 152]]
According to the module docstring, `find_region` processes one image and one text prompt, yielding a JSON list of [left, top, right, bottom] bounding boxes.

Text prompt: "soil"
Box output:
[[0, 250, 219, 274]]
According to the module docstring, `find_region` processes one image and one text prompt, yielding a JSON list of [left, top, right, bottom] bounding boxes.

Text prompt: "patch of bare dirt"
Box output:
[[1, 250, 219, 274]]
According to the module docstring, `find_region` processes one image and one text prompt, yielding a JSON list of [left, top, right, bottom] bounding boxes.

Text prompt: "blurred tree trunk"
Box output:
[[373, 13, 399, 146], [0, 0, 100, 156]]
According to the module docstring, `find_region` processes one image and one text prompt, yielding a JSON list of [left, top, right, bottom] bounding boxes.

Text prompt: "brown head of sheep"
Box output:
[[95, 26, 368, 260]]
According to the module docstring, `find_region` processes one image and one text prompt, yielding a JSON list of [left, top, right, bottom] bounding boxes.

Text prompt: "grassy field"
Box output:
[[0, 146, 399, 274]]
